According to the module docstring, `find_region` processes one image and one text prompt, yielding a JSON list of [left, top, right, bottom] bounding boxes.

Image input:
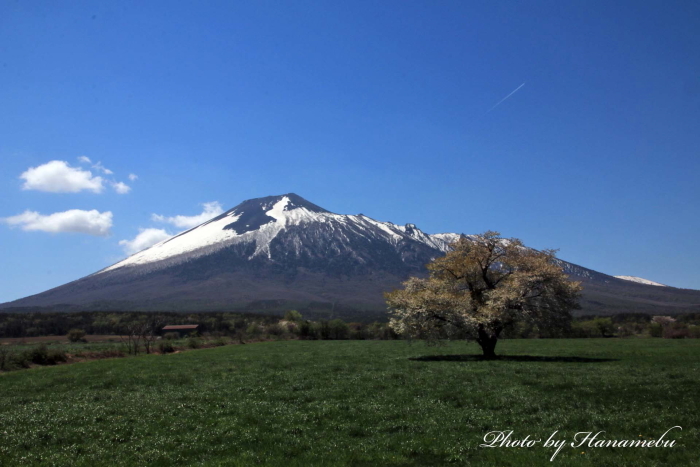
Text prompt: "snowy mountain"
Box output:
[[614, 276, 667, 287], [2, 194, 699, 319], [99, 194, 459, 274]]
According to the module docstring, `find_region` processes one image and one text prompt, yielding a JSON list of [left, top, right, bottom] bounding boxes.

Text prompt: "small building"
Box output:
[[162, 324, 199, 337]]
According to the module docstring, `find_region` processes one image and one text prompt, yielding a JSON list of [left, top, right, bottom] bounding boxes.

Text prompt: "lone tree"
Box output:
[[386, 231, 582, 358]]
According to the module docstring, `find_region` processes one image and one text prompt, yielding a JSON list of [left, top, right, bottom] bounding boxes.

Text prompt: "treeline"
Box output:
[[502, 313, 700, 339], [0, 311, 274, 338], [0, 310, 398, 341], [2, 310, 700, 341], [246, 312, 398, 341]]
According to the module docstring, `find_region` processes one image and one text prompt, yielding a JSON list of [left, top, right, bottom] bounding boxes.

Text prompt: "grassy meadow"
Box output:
[[0, 338, 698, 466]]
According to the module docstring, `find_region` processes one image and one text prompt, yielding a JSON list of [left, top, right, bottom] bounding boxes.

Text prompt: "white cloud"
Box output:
[[119, 228, 172, 255], [152, 201, 224, 229], [92, 161, 113, 175], [20, 160, 104, 193], [112, 181, 131, 194], [119, 202, 223, 257], [78, 156, 92, 164], [128, 173, 138, 181], [2, 209, 113, 236]]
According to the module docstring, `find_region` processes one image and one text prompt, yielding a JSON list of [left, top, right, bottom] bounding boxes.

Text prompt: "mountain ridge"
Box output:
[[3, 194, 699, 320]]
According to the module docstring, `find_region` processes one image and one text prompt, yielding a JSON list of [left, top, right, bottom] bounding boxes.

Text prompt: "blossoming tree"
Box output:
[[386, 231, 582, 358]]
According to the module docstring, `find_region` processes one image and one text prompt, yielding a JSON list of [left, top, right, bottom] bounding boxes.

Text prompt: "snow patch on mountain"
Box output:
[[614, 276, 667, 287], [98, 194, 465, 274], [429, 233, 463, 252], [101, 210, 243, 272], [265, 196, 291, 222], [354, 215, 404, 243]]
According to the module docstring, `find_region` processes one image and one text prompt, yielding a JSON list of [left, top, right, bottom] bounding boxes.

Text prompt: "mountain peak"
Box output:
[[191, 194, 323, 237], [195, 194, 331, 236], [233, 193, 330, 215]]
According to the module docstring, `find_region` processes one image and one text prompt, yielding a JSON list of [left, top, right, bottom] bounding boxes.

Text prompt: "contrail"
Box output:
[[487, 82, 525, 113]]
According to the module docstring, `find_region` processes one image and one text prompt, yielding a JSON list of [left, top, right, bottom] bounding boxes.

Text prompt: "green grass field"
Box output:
[[0, 339, 698, 466]]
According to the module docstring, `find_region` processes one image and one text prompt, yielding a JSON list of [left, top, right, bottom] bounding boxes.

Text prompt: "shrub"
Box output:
[[329, 319, 350, 340], [230, 318, 247, 331], [267, 323, 286, 337], [0, 347, 11, 371], [187, 338, 201, 349], [163, 332, 179, 340], [298, 321, 314, 340], [284, 310, 303, 322], [689, 325, 700, 339], [284, 321, 298, 333], [315, 320, 331, 340], [246, 324, 262, 337], [85, 349, 126, 359], [663, 324, 690, 339], [24, 345, 67, 365], [348, 323, 368, 340], [570, 320, 602, 338], [649, 322, 663, 338], [48, 348, 68, 364], [369, 322, 398, 340], [503, 321, 539, 339], [617, 323, 641, 338], [158, 341, 175, 354], [26, 345, 49, 364], [593, 318, 616, 337], [9, 352, 30, 369], [233, 330, 246, 344], [652, 315, 676, 326], [211, 337, 227, 347], [67, 329, 87, 343]]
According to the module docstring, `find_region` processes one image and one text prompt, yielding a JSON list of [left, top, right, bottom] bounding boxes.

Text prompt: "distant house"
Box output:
[[162, 324, 199, 337]]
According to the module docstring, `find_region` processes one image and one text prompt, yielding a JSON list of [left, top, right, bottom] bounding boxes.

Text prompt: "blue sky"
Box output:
[[1, 0, 699, 302]]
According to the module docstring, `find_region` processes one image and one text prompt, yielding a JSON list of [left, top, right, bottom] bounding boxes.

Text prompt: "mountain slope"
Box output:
[[614, 276, 667, 287], [2, 194, 699, 319]]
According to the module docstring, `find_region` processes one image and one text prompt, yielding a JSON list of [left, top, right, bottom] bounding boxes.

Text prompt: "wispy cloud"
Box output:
[[92, 161, 113, 175], [111, 181, 131, 194], [128, 173, 138, 181], [77, 156, 92, 164], [119, 228, 172, 254], [487, 82, 526, 113], [2, 209, 113, 236], [152, 202, 224, 229]]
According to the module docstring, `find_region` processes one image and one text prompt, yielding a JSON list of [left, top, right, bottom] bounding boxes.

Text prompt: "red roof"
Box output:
[[162, 325, 199, 330]]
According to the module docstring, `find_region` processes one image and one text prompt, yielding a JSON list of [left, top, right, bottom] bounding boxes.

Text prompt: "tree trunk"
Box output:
[[476, 325, 501, 359]]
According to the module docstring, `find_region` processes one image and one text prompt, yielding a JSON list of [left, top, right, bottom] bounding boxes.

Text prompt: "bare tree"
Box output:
[[119, 322, 143, 355], [141, 319, 163, 354]]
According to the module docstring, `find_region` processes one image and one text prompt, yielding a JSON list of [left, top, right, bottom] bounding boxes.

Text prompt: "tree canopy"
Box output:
[[386, 231, 582, 358]]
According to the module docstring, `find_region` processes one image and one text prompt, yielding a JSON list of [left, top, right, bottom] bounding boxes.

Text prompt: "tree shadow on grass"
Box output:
[[409, 355, 618, 363]]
